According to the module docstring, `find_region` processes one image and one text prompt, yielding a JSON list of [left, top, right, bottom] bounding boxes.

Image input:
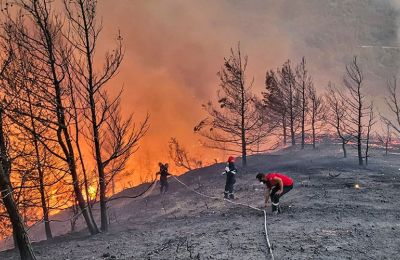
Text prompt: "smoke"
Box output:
[[389, 0, 400, 42], [94, 0, 400, 183], [95, 0, 291, 181]]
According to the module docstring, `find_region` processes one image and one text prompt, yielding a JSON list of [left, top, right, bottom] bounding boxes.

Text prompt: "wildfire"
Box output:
[[88, 186, 97, 200]]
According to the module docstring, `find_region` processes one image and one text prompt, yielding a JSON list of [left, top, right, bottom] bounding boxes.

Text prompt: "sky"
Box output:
[[92, 0, 400, 186]]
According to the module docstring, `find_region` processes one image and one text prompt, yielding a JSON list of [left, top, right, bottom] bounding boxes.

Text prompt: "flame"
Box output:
[[88, 185, 97, 200]]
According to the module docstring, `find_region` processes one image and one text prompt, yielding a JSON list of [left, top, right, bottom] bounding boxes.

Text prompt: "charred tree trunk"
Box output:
[[327, 84, 350, 159], [76, 141, 96, 218], [342, 141, 347, 158], [68, 67, 97, 229], [301, 99, 305, 149], [385, 141, 389, 156], [0, 108, 37, 260], [73, 115, 96, 226], [309, 87, 323, 150], [90, 100, 108, 231], [53, 58, 99, 235], [70, 0, 122, 231], [301, 80, 306, 149], [27, 92, 52, 240], [0, 178, 37, 260], [38, 174, 52, 240], [282, 114, 287, 145], [289, 89, 296, 146], [75, 0, 109, 231], [365, 104, 374, 166], [296, 57, 310, 150], [85, 41, 108, 231], [312, 118, 316, 149], [52, 50, 99, 235], [241, 80, 247, 167], [357, 95, 363, 166], [61, 128, 99, 235]]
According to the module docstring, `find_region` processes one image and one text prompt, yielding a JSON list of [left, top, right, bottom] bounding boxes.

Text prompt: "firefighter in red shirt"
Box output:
[[256, 173, 293, 214]]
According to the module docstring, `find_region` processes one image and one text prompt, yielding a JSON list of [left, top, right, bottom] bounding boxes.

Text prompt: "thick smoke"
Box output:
[[95, 0, 400, 184], [390, 0, 400, 42]]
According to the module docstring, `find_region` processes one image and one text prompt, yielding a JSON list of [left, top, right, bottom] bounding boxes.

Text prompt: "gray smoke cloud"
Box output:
[[94, 0, 400, 180], [389, 0, 400, 43]]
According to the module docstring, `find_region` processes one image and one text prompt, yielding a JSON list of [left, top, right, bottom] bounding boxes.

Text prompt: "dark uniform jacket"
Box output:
[[225, 162, 237, 183]]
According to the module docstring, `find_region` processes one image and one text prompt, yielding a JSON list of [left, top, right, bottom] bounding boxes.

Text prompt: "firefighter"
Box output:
[[222, 156, 237, 199], [256, 172, 293, 214], [157, 162, 171, 194]]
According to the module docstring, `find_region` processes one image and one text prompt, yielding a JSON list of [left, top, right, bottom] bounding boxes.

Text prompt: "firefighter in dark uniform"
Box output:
[[222, 156, 237, 199], [157, 162, 171, 194]]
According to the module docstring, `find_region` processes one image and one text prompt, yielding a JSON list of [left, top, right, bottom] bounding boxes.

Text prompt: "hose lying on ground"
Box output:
[[171, 175, 275, 260], [107, 179, 158, 202]]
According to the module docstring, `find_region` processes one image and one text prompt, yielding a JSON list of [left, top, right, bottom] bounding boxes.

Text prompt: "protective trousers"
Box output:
[[224, 176, 236, 199], [270, 184, 293, 212], [160, 178, 169, 194]]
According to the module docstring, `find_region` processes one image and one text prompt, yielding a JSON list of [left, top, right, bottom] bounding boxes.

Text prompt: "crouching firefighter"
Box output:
[[222, 156, 237, 199], [157, 162, 171, 194], [256, 172, 293, 214]]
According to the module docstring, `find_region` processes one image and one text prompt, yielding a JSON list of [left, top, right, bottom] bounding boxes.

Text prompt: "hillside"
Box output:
[[1, 144, 400, 259]]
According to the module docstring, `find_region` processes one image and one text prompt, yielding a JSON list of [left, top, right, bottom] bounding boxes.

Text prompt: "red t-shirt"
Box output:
[[265, 173, 293, 188]]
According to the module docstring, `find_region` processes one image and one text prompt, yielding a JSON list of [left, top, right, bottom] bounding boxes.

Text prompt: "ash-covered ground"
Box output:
[[1, 144, 400, 259]]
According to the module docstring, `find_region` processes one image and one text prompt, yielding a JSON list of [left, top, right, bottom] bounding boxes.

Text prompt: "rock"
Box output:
[[102, 252, 111, 258]]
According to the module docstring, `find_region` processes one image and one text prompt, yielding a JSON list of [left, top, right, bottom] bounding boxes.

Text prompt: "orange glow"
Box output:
[[88, 186, 97, 200]]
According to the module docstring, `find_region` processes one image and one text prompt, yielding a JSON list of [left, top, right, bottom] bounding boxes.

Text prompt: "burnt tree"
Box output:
[[377, 121, 392, 156], [365, 103, 375, 165], [195, 44, 273, 167], [0, 38, 37, 260], [382, 77, 400, 141], [279, 60, 299, 146], [5, 0, 99, 234], [263, 70, 287, 145], [295, 57, 312, 149], [308, 84, 326, 148], [326, 83, 351, 158], [0, 106, 37, 260], [342, 56, 368, 166], [169, 137, 203, 171], [64, 0, 149, 232]]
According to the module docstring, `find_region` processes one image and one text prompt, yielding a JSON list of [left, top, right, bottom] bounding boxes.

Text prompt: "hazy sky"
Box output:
[[93, 0, 400, 183]]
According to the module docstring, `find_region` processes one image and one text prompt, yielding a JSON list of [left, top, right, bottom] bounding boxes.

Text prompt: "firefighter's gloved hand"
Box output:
[[225, 166, 230, 172]]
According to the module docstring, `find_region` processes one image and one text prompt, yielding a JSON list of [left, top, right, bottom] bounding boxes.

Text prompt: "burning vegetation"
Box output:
[[0, 1, 399, 260]]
